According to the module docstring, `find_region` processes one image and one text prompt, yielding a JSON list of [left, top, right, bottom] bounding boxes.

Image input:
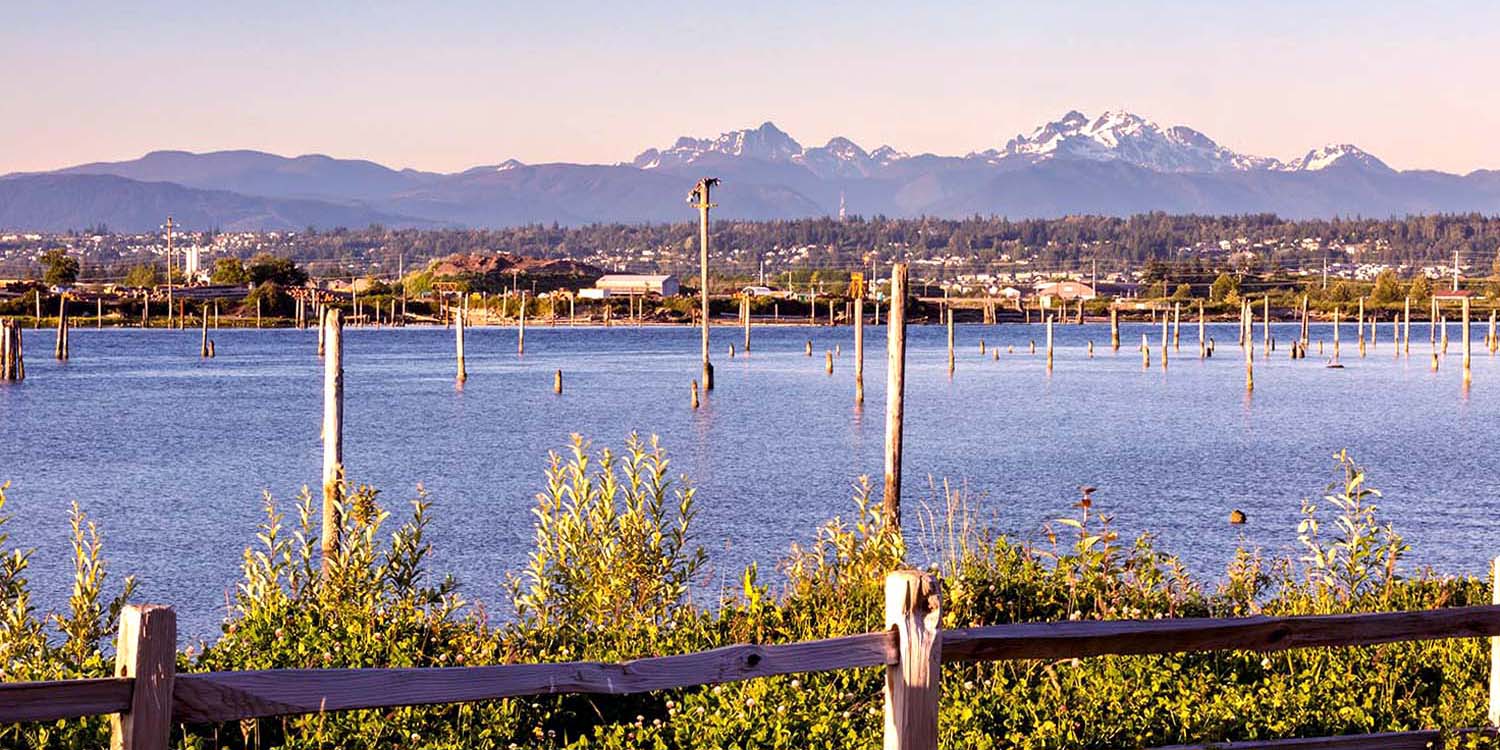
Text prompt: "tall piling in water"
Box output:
[[1301, 294, 1310, 346], [54, 297, 68, 361], [1, 320, 24, 381], [1333, 306, 1341, 362], [518, 294, 527, 355], [742, 295, 751, 353], [1357, 297, 1366, 356], [946, 309, 955, 376], [1463, 297, 1472, 384], [1198, 300, 1206, 358], [854, 295, 865, 404], [456, 301, 468, 383], [1262, 295, 1271, 356], [1046, 315, 1054, 372], [883, 263, 909, 528], [320, 308, 344, 578], [1403, 297, 1411, 355], [1110, 306, 1120, 351], [199, 310, 209, 358]]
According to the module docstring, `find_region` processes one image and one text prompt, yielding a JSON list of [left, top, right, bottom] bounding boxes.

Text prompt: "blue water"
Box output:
[[2, 321, 1497, 639]]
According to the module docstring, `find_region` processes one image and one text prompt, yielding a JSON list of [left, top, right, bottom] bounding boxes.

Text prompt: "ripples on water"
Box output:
[[2, 321, 1497, 638]]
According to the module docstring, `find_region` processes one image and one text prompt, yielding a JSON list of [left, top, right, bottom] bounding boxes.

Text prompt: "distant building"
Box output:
[[1433, 289, 1476, 301], [593, 274, 680, 297], [1034, 280, 1096, 308], [741, 285, 776, 297]]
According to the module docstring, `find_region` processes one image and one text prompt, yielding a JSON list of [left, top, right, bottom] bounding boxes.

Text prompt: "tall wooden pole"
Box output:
[[1046, 314, 1054, 372], [97, 296, 103, 329], [1301, 294, 1310, 346], [743, 295, 751, 353], [1463, 296, 1472, 384], [1198, 300, 1206, 358], [1333, 306, 1341, 362], [1262, 295, 1271, 355], [1404, 296, 1411, 355], [1172, 302, 1180, 351], [882, 263, 908, 527], [946, 309, 955, 376], [1110, 306, 1120, 351], [518, 293, 527, 354], [855, 295, 865, 404], [456, 299, 468, 382], [321, 309, 344, 577], [692, 177, 717, 391], [55, 296, 68, 361]]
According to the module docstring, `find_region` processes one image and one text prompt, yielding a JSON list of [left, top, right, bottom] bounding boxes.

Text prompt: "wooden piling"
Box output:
[[806, 340, 813, 356], [1160, 313, 1168, 370], [1172, 302, 1180, 351], [256, 297, 262, 329], [456, 302, 468, 382], [855, 296, 865, 404], [883, 263, 908, 527], [54, 296, 68, 361], [742, 295, 751, 353], [883, 571, 940, 750], [199, 310, 209, 358], [1, 320, 23, 381], [826, 350, 834, 374], [1491, 309, 1498, 355], [1141, 333, 1149, 369], [1403, 296, 1411, 354], [1245, 332, 1254, 392], [946, 309, 955, 376], [1045, 315, 1054, 372], [1301, 294, 1310, 346], [518, 295, 527, 355], [321, 308, 344, 577], [1262, 295, 1271, 356], [97, 296, 103, 329], [691, 380, 699, 409], [1198, 300, 1206, 358], [1110, 306, 1120, 351], [554, 369, 563, 394], [1357, 297, 1366, 356], [1463, 297, 1472, 384]]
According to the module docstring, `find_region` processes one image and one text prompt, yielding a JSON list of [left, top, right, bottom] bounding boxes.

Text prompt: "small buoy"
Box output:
[[1229, 509, 1247, 525]]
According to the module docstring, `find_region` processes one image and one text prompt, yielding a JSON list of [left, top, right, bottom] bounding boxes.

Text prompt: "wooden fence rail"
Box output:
[[5, 572, 1500, 749]]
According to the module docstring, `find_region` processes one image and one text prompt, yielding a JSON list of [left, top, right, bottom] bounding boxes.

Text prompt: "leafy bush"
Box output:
[[0, 448, 1495, 749]]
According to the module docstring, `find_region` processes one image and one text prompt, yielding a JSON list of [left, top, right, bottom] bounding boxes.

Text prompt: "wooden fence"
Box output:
[[5, 569, 1500, 750]]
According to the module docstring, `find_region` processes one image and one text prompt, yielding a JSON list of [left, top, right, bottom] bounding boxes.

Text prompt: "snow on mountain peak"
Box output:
[[1002, 109, 1281, 173], [1285, 144, 1390, 172]]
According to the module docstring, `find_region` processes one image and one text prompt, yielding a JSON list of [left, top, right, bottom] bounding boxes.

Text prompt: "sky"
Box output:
[[2, 1, 1497, 174]]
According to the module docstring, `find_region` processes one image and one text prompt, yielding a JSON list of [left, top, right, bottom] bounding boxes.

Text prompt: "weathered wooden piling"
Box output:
[[321, 308, 344, 577], [34, 291, 41, 329], [96, 296, 102, 329], [554, 369, 563, 394], [54, 297, 68, 361], [691, 379, 699, 408], [1046, 315, 1054, 372], [805, 340, 813, 356], [1159, 313, 1168, 370], [826, 350, 834, 374], [1463, 297, 1472, 384], [1491, 309, 1498, 355], [1110, 306, 1120, 351], [855, 296, 865, 404], [518, 295, 527, 355], [1, 320, 24, 381], [1357, 297, 1366, 356], [883, 263, 908, 526], [200, 310, 210, 358], [1245, 334, 1254, 392], [1403, 296, 1411, 354], [456, 302, 468, 382], [1431, 296, 1439, 347], [317, 307, 327, 357], [1172, 302, 1181, 351], [742, 295, 751, 353], [1141, 333, 1150, 369], [1301, 294, 1310, 346], [1442, 316, 1449, 355], [1198, 300, 1206, 358], [946, 309, 955, 376], [1262, 295, 1271, 356], [255, 297, 262, 329]]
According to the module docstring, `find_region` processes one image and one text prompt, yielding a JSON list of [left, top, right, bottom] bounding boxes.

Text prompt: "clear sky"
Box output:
[[2, 1, 1496, 174]]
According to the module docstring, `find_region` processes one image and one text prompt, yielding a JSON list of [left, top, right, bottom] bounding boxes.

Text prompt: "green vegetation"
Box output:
[[0, 446, 1495, 749], [39, 249, 79, 286]]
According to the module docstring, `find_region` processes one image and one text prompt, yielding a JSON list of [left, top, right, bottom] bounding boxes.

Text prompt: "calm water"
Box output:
[[3, 321, 1498, 639]]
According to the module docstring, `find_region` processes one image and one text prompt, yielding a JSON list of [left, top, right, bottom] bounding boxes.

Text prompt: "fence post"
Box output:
[[884, 571, 940, 750], [110, 604, 175, 750]]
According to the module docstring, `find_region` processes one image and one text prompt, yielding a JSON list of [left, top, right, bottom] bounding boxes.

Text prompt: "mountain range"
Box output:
[[3, 110, 1498, 232]]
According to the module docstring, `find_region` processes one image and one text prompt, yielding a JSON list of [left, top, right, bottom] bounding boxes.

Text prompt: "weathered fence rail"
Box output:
[[5, 571, 1500, 749]]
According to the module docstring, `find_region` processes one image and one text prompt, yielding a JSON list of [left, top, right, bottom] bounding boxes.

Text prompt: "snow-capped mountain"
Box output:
[[993, 110, 1284, 173], [1284, 144, 1392, 172], [15, 109, 1500, 231], [631, 121, 804, 170]]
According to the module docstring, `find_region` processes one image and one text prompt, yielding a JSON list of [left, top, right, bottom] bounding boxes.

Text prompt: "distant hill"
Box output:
[[6, 110, 1500, 230], [0, 173, 434, 232]]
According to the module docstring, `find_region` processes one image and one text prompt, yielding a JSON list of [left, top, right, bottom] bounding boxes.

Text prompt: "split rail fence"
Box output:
[[6, 570, 1500, 749]]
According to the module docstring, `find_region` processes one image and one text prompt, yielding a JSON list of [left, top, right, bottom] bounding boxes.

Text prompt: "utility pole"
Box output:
[[689, 177, 719, 391], [1454, 248, 1461, 291], [164, 217, 175, 328]]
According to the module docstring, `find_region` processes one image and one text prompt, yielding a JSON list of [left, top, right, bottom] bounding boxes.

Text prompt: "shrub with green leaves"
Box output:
[[0, 447, 1496, 749]]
